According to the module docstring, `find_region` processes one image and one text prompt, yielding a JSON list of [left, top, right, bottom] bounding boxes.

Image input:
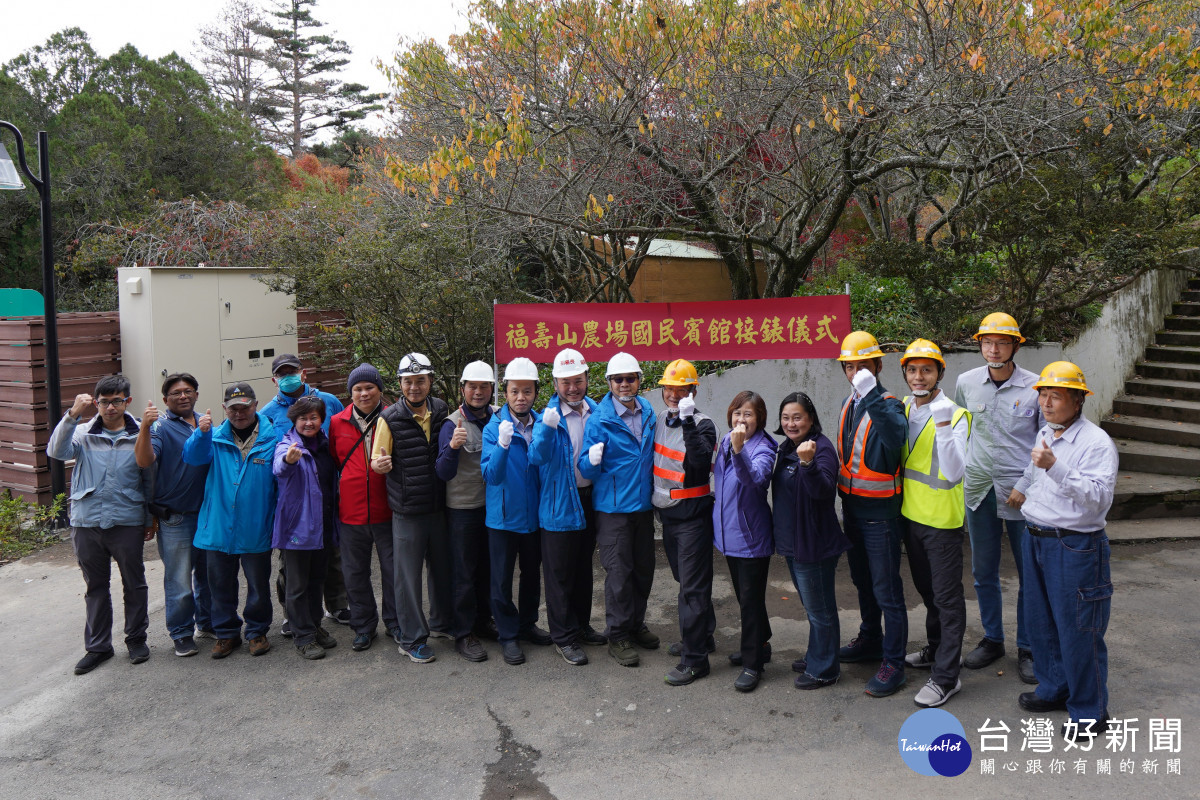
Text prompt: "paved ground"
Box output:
[[1, 527, 1197, 800]]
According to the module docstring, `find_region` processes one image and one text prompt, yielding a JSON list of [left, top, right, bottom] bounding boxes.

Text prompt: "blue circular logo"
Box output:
[[898, 709, 973, 777]]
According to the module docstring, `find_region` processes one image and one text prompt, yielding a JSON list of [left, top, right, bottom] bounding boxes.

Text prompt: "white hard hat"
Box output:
[[552, 348, 587, 378], [460, 360, 496, 383], [605, 351, 642, 378], [503, 357, 539, 383], [397, 352, 433, 377]]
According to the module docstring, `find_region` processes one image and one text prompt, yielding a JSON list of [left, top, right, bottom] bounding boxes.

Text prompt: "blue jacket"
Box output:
[[47, 412, 152, 529], [713, 429, 777, 558], [577, 393, 655, 513], [272, 428, 330, 550], [530, 394, 598, 532], [481, 405, 542, 534], [261, 384, 344, 442], [184, 413, 277, 554]]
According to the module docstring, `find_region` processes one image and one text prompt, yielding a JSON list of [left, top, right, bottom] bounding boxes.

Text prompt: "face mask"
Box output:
[[986, 361, 1008, 370], [911, 389, 930, 397], [1046, 422, 1067, 431], [278, 374, 303, 394], [564, 398, 584, 409]]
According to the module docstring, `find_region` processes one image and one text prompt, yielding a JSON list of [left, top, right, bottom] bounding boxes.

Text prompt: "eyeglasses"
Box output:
[[97, 398, 129, 408], [167, 389, 196, 398], [609, 375, 639, 384]]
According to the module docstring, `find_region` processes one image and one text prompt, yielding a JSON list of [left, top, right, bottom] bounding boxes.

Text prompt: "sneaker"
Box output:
[[578, 626, 608, 646], [297, 641, 325, 660], [729, 642, 772, 667], [791, 657, 808, 674], [839, 635, 883, 663], [794, 672, 838, 690], [248, 635, 271, 656], [502, 641, 526, 666], [664, 661, 711, 686], [608, 639, 639, 667], [630, 625, 660, 650], [517, 625, 553, 646], [388, 628, 403, 645], [211, 638, 241, 659], [403, 642, 436, 664], [905, 645, 936, 669], [326, 608, 352, 626], [1018, 648, 1037, 685], [668, 636, 716, 658], [734, 668, 761, 693], [195, 629, 217, 640], [962, 637, 1005, 670], [74, 650, 113, 675], [173, 637, 199, 658], [556, 643, 588, 666], [456, 635, 488, 663], [427, 628, 453, 640], [914, 677, 961, 708], [314, 627, 337, 649], [352, 631, 377, 651], [1018, 691, 1068, 712], [127, 640, 150, 664], [865, 662, 907, 697], [280, 619, 293, 638]]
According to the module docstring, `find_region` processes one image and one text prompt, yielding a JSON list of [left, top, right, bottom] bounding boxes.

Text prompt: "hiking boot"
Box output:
[[839, 635, 883, 663], [456, 635, 488, 663], [297, 641, 325, 660], [211, 638, 241, 659], [248, 636, 271, 656], [914, 678, 961, 708], [173, 637, 199, 658], [864, 662, 907, 697], [905, 645, 936, 669], [608, 639, 639, 667], [74, 650, 113, 675], [630, 625, 660, 650], [314, 627, 337, 649], [1018, 648, 1037, 685], [556, 643, 588, 666], [962, 637, 1005, 670], [664, 661, 711, 686]]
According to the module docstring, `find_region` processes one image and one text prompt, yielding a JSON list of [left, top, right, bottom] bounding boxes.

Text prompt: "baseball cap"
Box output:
[[271, 353, 303, 375], [223, 382, 256, 406]]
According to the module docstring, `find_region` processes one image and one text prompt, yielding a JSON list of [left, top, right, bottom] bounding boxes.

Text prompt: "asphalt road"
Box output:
[[1, 533, 1197, 800]]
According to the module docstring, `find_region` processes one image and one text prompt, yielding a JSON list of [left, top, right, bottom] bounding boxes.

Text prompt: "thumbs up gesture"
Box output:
[[199, 409, 212, 433], [141, 400, 159, 429], [450, 416, 468, 450], [1031, 437, 1056, 470], [284, 443, 303, 464]]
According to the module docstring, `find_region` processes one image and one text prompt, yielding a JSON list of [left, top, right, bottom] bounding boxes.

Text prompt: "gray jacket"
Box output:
[[47, 412, 152, 528]]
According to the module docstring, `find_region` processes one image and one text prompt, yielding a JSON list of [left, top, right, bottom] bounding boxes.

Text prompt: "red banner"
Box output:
[[494, 296, 851, 363]]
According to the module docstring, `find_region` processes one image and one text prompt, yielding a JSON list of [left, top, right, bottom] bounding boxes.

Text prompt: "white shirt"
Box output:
[[1019, 416, 1118, 533], [905, 393, 968, 484], [561, 401, 591, 488]]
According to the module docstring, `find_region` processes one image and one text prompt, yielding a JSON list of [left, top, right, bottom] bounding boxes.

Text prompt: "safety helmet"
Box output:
[[837, 331, 883, 362], [460, 360, 495, 384], [503, 357, 539, 383], [605, 351, 643, 378], [900, 339, 946, 368], [552, 348, 587, 379], [1034, 361, 1092, 396], [659, 359, 699, 386], [974, 312, 1026, 343], [397, 352, 433, 377]]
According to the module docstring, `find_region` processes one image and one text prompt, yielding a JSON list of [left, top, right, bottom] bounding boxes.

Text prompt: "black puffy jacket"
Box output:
[[382, 397, 449, 515]]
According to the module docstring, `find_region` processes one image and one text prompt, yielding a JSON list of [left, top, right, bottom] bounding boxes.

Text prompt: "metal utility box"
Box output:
[[118, 266, 297, 420]]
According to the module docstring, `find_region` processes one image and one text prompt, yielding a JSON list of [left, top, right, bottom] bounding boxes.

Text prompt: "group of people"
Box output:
[[51, 311, 1117, 733]]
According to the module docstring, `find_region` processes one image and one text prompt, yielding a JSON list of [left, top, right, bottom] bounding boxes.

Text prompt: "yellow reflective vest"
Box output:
[[900, 399, 970, 530]]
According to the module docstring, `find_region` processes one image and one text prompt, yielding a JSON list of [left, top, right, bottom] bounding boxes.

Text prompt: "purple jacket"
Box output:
[[271, 428, 333, 550], [713, 429, 778, 558]]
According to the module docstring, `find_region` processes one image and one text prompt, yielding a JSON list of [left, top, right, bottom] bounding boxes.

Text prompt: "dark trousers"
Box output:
[[447, 506, 492, 639], [340, 521, 398, 636], [489, 528, 543, 643], [426, 520, 454, 634], [392, 512, 445, 650], [904, 520, 966, 686], [276, 538, 348, 615], [207, 550, 273, 640], [595, 509, 655, 642], [661, 511, 716, 665], [282, 547, 329, 646], [541, 488, 598, 647], [71, 525, 149, 653], [725, 554, 772, 671]]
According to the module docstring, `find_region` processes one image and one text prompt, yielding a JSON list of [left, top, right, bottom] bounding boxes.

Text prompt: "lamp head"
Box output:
[[0, 141, 25, 191]]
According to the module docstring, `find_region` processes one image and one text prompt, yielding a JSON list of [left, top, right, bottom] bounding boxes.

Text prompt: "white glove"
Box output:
[[678, 396, 696, 419], [588, 441, 605, 466], [851, 368, 877, 399], [930, 393, 955, 425], [542, 407, 560, 429], [497, 420, 514, 448]]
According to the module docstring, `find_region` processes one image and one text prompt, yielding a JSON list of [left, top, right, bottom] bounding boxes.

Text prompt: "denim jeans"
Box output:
[[206, 550, 273, 640], [786, 553, 841, 681], [966, 488, 1029, 650], [1022, 529, 1112, 723], [156, 512, 211, 640], [843, 507, 908, 665]]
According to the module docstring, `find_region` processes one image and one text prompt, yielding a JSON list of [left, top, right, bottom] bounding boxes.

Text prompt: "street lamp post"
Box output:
[[0, 122, 66, 509]]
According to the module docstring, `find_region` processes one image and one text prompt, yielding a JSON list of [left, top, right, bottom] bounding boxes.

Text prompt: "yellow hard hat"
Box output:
[[659, 359, 699, 386], [900, 338, 946, 368], [1034, 361, 1093, 395], [837, 331, 883, 362], [974, 312, 1026, 343]]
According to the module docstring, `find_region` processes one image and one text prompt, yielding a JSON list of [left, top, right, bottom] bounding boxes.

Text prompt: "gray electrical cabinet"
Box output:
[[117, 266, 298, 420]]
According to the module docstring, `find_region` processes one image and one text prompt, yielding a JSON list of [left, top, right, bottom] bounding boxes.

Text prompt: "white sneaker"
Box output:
[[905, 645, 935, 669], [914, 677, 961, 708]]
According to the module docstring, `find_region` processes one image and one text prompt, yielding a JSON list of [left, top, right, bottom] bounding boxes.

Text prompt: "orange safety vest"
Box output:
[[836, 395, 902, 499]]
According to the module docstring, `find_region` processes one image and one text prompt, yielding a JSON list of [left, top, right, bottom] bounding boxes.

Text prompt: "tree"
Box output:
[[196, 0, 278, 132], [249, 0, 385, 155]]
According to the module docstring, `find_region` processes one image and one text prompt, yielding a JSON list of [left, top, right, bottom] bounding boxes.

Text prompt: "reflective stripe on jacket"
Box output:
[[900, 402, 970, 529]]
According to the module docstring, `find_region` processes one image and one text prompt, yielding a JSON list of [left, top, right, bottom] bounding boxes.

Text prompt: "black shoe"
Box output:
[[1018, 648, 1037, 685], [127, 640, 150, 664], [456, 635, 488, 663], [388, 627, 403, 645], [352, 631, 377, 651], [665, 660, 711, 686], [791, 657, 808, 674], [1018, 691, 1068, 713], [630, 625, 660, 650], [74, 650, 113, 675], [502, 641, 526, 665], [838, 635, 883, 663], [556, 643, 588, 666], [280, 619, 293, 638], [578, 626, 608, 646], [173, 637, 199, 657], [517, 625, 553, 646], [794, 672, 838, 690], [326, 608, 352, 625], [728, 642, 771, 667], [963, 637, 1006, 670], [668, 636, 716, 658], [734, 668, 761, 693], [474, 619, 500, 641]]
